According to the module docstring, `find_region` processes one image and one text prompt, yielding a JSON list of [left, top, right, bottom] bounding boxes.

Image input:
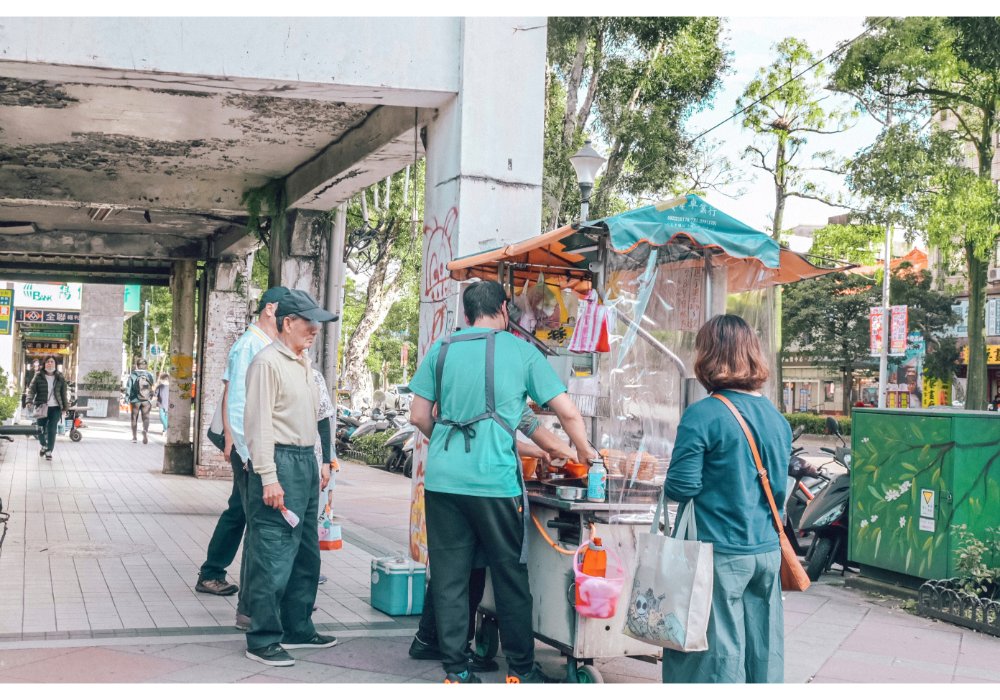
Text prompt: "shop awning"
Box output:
[[447, 196, 852, 292]]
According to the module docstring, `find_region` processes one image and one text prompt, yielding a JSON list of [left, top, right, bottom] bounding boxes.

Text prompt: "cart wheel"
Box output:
[[70, 429, 82, 442], [575, 665, 603, 683], [474, 614, 500, 660]]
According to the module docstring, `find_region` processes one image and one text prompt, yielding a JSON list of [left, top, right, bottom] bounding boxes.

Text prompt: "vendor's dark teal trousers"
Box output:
[[245, 444, 321, 650], [662, 549, 784, 683]]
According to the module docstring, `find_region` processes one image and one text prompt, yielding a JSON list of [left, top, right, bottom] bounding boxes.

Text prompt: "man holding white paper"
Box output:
[[243, 289, 339, 667]]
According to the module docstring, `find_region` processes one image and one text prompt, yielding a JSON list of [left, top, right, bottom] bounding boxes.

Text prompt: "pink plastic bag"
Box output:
[[572, 540, 626, 619]]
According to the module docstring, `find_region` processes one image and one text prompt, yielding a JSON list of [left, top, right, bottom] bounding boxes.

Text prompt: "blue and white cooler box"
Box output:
[[370, 556, 426, 616]]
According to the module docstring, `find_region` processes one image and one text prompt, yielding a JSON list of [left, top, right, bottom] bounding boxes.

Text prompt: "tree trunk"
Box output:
[[842, 367, 853, 415], [771, 136, 787, 410], [964, 244, 988, 410], [341, 240, 406, 410]]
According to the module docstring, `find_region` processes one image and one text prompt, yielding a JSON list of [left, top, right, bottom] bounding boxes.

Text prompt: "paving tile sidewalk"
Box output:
[[1, 416, 998, 683]]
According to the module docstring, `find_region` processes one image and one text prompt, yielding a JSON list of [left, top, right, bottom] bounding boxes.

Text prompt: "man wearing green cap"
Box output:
[[243, 289, 340, 667], [194, 286, 288, 632]]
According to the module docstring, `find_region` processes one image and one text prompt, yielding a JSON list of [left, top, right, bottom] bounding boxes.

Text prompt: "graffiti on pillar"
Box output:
[[410, 206, 458, 563], [170, 354, 194, 395]]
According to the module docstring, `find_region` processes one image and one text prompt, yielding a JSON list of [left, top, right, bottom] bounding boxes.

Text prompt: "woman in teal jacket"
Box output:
[[662, 314, 791, 683]]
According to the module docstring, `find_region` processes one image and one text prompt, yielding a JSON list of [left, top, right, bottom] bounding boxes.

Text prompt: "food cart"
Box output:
[[446, 195, 845, 682]]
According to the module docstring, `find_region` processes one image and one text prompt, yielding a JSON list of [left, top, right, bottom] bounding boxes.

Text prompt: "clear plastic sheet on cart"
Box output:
[[595, 239, 778, 513]]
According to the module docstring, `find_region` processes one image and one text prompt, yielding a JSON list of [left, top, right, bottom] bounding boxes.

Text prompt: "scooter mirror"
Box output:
[[824, 416, 841, 436], [792, 425, 805, 441]]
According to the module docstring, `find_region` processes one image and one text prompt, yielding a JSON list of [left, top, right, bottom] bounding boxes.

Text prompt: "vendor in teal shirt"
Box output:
[[409, 280, 593, 684], [661, 314, 791, 684]]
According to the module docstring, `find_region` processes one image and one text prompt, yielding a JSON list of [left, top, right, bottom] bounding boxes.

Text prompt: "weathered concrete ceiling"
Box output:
[[0, 60, 435, 283]]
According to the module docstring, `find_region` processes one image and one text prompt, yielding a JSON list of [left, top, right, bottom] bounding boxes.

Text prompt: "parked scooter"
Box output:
[[798, 416, 853, 581], [335, 405, 364, 453], [784, 425, 828, 555], [384, 422, 417, 477], [351, 408, 405, 441]]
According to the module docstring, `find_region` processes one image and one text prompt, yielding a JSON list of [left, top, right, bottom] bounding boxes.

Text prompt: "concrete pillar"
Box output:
[[277, 210, 329, 299], [195, 256, 254, 478], [323, 207, 347, 392], [163, 259, 196, 475], [409, 17, 547, 562], [77, 284, 125, 418], [271, 209, 331, 369]]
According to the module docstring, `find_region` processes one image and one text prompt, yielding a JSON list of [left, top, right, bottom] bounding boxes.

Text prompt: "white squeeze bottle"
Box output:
[[587, 457, 607, 502]]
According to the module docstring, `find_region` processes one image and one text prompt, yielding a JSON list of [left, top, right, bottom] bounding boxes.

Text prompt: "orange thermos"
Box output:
[[575, 537, 607, 607]]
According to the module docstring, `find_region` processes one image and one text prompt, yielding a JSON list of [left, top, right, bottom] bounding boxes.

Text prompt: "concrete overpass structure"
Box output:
[[0, 17, 547, 478]]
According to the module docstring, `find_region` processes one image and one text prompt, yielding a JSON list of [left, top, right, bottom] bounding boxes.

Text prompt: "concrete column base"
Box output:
[[163, 443, 194, 475]]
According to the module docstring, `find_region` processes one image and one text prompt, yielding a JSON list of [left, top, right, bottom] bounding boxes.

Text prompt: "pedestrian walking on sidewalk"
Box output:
[[243, 289, 339, 667], [194, 286, 287, 630], [661, 314, 791, 683], [154, 372, 170, 433], [28, 356, 69, 461], [125, 358, 156, 444]]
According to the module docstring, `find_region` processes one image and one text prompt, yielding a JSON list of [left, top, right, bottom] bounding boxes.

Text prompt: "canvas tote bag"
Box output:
[[623, 493, 714, 651]]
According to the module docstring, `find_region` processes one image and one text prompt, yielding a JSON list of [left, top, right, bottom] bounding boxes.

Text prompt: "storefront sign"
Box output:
[[13, 282, 82, 310], [25, 341, 70, 355], [960, 345, 1000, 364], [922, 376, 951, 408], [870, 305, 908, 356], [0, 289, 12, 335], [123, 284, 141, 314], [15, 309, 80, 324]]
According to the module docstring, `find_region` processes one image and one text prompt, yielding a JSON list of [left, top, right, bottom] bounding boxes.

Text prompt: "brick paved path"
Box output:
[[0, 416, 998, 683]]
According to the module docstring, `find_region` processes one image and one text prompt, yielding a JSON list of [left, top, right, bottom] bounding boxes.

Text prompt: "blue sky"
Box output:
[[685, 16, 884, 235]]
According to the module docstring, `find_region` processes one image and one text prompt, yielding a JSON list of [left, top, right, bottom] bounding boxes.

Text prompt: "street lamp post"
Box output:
[[569, 140, 607, 221]]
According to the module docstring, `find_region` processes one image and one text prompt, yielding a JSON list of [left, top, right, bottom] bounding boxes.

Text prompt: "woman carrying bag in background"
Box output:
[[661, 315, 791, 683], [29, 355, 70, 461]]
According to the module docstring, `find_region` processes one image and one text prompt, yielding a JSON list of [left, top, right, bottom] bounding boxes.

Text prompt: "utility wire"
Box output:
[[690, 17, 890, 144]]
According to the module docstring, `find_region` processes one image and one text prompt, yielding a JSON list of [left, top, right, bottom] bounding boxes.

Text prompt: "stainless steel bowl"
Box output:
[[555, 485, 586, 501]]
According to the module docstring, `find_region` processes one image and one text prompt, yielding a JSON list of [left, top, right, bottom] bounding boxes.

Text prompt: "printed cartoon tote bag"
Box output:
[[623, 496, 713, 652]]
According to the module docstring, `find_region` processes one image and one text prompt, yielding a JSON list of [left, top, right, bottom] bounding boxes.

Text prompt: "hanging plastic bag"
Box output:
[[318, 505, 343, 550], [568, 290, 610, 354]]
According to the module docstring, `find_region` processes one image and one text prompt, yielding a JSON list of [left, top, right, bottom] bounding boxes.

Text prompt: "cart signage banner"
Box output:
[[870, 305, 908, 356], [15, 309, 80, 324], [0, 289, 12, 335]]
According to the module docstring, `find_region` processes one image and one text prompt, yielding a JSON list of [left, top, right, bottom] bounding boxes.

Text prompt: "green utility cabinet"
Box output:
[[850, 408, 1000, 581]]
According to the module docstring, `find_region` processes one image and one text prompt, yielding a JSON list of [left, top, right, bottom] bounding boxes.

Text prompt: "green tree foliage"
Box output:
[[738, 37, 855, 239], [833, 16, 1000, 409], [543, 17, 728, 228], [339, 163, 423, 406], [783, 265, 956, 412], [339, 277, 417, 391], [123, 285, 176, 375], [809, 223, 884, 265], [738, 37, 856, 411], [784, 271, 878, 413]]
